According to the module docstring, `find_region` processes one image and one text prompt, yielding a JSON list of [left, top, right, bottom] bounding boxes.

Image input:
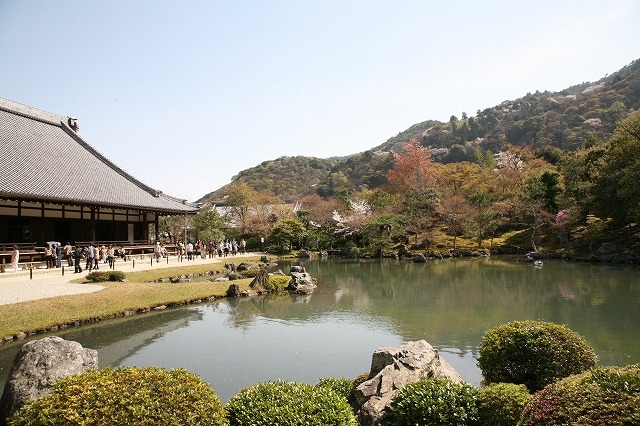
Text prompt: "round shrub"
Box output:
[[478, 320, 598, 392], [9, 367, 228, 425], [387, 378, 479, 426], [225, 380, 357, 426], [519, 364, 640, 425], [264, 275, 291, 292], [85, 270, 126, 282], [477, 382, 531, 426], [316, 377, 357, 404]]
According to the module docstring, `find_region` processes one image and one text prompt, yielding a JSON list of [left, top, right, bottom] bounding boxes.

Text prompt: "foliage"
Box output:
[[592, 110, 640, 224], [263, 275, 291, 292], [8, 367, 228, 426], [386, 138, 437, 195], [477, 382, 531, 426], [225, 380, 357, 426], [316, 377, 357, 404], [191, 207, 225, 243], [519, 364, 640, 425], [362, 213, 406, 256], [268, 217, 307, 253], [387, 378, 479, 426], [85, 270, 126, 282], [193, 60, 640, 256], [478, 320, 598, 392]]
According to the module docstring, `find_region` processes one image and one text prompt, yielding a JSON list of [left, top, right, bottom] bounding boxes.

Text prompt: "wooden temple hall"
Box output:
[[0, 97, 199, 259]]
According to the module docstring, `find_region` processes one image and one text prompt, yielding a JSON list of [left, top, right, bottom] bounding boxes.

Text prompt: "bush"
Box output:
[[8, 367, 228, 425], [238, 268, 261, 278], [477, 382, 531, 426], [263, 275, 291, 292], [85, 270, 126, 282], [225, 380, 357, 425], [387, 378, 478, 426], [519, 364, 640, 425], [478, 320, 598, 392], [316, 377, 357, 404]]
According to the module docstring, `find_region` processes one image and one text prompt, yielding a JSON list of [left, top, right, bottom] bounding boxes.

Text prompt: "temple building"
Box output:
[[0, 97, 199, 247]]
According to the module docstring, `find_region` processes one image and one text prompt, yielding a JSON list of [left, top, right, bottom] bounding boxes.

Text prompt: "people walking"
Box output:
[[55, 243, 62, 268], [64, 242, 73, 266], [86, 243, 94, 271], [10, 245, 19, 272], [73, 246, 84, 273]]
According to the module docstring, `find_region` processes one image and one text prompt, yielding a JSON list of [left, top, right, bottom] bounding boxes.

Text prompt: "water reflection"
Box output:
[[1, 258, 639, 403]]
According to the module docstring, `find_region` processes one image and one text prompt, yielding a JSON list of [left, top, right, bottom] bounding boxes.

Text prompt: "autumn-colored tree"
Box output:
[[386, 139, 440, 242], [386, 139, 437, 195]]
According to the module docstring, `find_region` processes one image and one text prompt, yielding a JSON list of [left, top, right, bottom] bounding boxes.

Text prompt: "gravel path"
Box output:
[[0, 253, 258, 306]]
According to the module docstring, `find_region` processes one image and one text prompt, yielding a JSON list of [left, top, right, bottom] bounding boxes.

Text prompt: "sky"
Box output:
[[1, 1, 639, 202]]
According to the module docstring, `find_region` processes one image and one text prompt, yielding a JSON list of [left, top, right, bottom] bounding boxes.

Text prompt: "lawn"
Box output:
[[0, 261, 260, 340]]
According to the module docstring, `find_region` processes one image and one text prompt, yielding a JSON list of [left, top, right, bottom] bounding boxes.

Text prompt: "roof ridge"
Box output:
[[0, 97, 65, 125]]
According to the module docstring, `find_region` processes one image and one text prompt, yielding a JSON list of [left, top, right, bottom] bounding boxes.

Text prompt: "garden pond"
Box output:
[[1, 257, 639, 402]]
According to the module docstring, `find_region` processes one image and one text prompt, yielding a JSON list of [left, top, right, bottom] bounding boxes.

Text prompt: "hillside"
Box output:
[[199, 58, 640, 203]]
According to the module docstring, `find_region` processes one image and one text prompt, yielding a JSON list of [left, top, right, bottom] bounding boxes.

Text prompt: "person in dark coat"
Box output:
[[73, 246, 85, 273]]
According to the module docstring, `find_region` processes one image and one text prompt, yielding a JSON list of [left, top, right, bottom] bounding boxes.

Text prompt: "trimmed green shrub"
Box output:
[[478, 320, 598, 392], [85, 270, 126, 282], [519, 364, 640, 425], [8, 366, 228, 425], [264, 275, 291, 292], [387, 378, 479, 426], [225, 380, 357, 425], [238, 268, 261, 278], [316, 377, 356, 404], [477, 382, 531, 426]]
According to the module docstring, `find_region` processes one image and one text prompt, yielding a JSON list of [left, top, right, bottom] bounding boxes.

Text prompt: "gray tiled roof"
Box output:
[[0, 98, 198, 213]]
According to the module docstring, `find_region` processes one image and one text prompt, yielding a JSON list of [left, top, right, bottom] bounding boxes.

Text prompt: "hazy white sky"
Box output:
[[1, 0, 638, 201]]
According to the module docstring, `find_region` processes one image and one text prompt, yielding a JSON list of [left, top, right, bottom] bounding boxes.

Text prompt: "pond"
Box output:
[[1, 257, 640, 402]]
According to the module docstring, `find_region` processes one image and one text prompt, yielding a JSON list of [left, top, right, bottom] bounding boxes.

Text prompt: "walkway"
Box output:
[[0, 253, 259, 306]]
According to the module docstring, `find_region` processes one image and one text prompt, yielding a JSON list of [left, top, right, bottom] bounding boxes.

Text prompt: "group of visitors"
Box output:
[[178, 238, 247, 260], [70, 243, 126, 273], [153, 242, 169, 261], [43, 243, 62, 269]]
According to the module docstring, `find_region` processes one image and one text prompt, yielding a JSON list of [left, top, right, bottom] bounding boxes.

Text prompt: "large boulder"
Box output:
[[287, 271, 317, 294], [354, 340, 463, 426], [0, 336, 98, 424]]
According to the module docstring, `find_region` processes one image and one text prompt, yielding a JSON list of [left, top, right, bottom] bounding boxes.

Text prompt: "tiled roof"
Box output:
[[0, 98, 198, 213]]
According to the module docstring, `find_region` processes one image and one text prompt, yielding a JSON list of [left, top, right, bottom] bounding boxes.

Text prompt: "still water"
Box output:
[[1, 257, 639, 402]]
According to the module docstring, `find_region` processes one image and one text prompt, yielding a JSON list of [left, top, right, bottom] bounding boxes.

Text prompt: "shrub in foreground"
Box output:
[[387, 378, 478, 426], [478, 320, 598, 392], [519, 364, 640, 425], [477, 382, 531, 426], [225, 380, 357, 425], [9, 367, 227, 425], [316, 377, 357, 404], [85, 270, 126, 282]]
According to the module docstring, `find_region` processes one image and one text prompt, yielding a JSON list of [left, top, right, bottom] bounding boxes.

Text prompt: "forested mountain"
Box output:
[[199, 59, 640, 203]]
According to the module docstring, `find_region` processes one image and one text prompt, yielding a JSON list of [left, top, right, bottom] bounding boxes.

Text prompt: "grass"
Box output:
[[0, 260, 262, 340]]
